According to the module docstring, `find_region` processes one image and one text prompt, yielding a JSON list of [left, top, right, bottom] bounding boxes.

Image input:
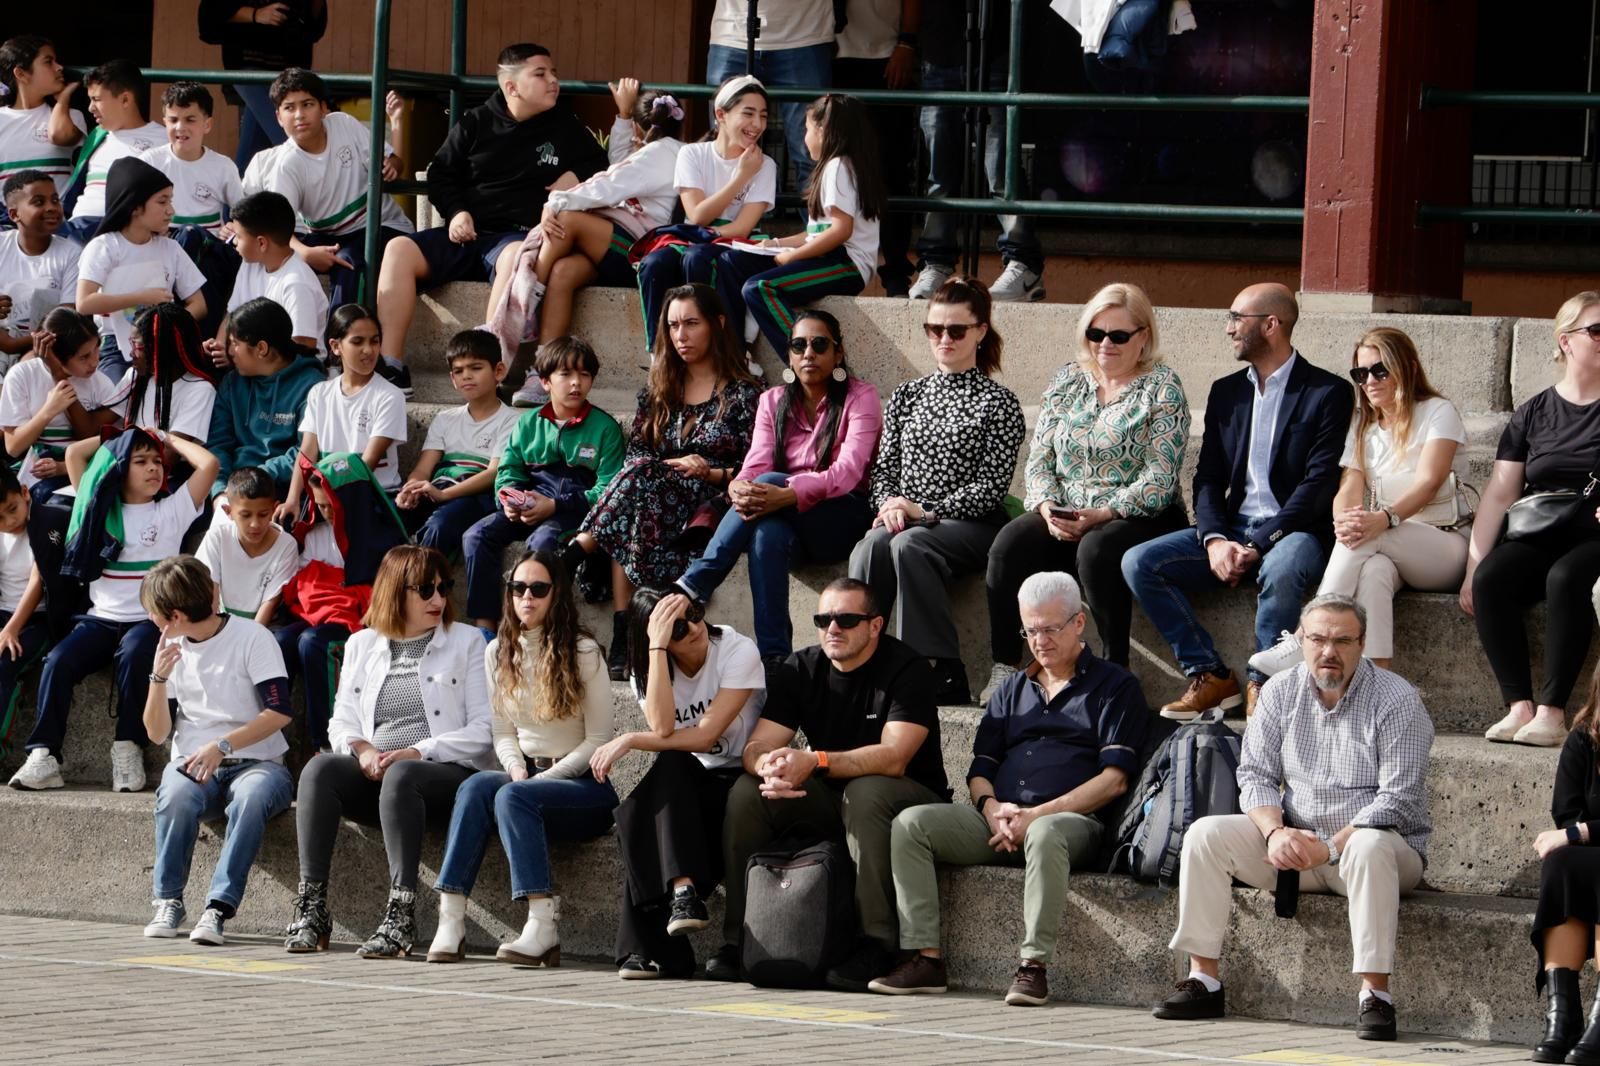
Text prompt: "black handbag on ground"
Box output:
[[741, 837, 856, 989]]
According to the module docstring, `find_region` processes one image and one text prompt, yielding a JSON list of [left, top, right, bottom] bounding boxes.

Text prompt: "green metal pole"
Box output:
[[364, 0, 393, 308], [1004, 0, 1024, 201], [450, 0, 467, 124]]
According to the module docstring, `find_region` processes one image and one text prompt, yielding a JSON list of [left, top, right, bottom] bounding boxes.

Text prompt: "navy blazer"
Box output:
[[1191, 352, 1353, 553]]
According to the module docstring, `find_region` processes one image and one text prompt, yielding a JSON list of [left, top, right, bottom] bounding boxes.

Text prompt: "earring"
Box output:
[[831, 365, 848, 383], [781, 367, 797, 384]]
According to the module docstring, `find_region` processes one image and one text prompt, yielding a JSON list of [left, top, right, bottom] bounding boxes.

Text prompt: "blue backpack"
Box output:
[[1111, 711, 1243, 886]]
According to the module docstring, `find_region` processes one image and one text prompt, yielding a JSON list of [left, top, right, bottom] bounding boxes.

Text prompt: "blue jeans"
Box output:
[[232, 82, 286, 173], [679, 473, 873, 658], [434, 770, 617, 899], [28, 616, 159, 759], [1120, 521, 1329, 682], [706, 42, 833, 193], [917, 62, 1042, 271], [152, 759, 293, 911]]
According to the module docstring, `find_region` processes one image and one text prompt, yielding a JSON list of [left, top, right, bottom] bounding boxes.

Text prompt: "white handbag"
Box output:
[[1370, 471, 1473, 529]]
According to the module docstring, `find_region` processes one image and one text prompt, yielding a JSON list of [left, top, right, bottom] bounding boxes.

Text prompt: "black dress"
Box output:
[[1532, 728, 1600, 988]]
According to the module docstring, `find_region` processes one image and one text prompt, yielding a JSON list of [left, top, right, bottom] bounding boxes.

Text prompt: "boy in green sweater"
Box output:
[[461, 336, 624, 628]]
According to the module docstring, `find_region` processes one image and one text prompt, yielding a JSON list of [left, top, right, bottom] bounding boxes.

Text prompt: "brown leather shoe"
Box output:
[[1244, 680, 1262, 718], [1004, 960, 1049, 1006], [1159, 671, 1242, 721]]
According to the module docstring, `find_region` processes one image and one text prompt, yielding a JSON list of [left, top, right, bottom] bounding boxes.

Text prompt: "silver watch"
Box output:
[[216, 738, 234, 757], [1321, 834, 1341, 865]]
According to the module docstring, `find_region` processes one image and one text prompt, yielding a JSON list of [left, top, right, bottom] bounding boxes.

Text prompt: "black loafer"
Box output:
[[1358, 995, 1397, 1041], [703, 943, 742, 982], [1152, 977, 1225, 1020]]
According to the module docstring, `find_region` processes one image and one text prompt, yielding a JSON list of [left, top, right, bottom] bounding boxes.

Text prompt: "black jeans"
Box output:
[[295, 753, 473, 890], [1472, 531, 1600, 706], [986, 505, 1188, 666]]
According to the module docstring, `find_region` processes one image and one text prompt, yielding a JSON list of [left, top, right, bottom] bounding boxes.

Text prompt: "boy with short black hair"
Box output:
[[195, 466, 300, 625], [138, 82, 244, 240], [140, 553, 294, 944], [460, 335, 624, 628], [63, 60, 166, 244], [0, 170, 81, 357], [223, 190, 327, 355]]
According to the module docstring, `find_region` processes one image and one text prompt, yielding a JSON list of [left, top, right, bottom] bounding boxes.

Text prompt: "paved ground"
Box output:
[[0, 914, 1535, 1065]]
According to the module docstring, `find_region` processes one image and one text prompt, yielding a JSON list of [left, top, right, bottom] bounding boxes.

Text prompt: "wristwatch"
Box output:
[[1320, 833, 1341, 865], [1383, 507, 1400, 529], [216, 738, 234, 757]]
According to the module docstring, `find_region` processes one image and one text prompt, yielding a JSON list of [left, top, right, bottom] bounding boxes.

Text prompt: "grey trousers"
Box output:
[[848, 519, 999, 660]]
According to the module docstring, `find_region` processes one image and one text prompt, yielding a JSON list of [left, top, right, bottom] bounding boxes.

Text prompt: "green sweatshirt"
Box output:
[[495, 402, 627, 506]]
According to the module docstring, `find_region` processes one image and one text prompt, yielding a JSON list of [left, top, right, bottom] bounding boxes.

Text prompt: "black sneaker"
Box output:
[[930, 658, 971, 705], [618, 953, 661, 980], [666, 887, 709, 936], [607, 609, 630, 681], [1357, 995, 1397, 1041], [377, 360, 414, 399], [704, 943, 742, 982], [1152, 977, 1226, 1020], [825, 940, 897, 994]]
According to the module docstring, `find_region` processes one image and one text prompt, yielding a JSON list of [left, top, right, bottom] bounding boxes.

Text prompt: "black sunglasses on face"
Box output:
[[923, 322, 977, 341], [1348, 364, 1392, 385], [1084, 326, 1146, 345], [813, 611, 874, 630], [408, 580, 455, 600], [787, 336, 835, 356], [506, 579, 553, 600], [1564, 323, 1600, 339], [670, 601, 706, 642]]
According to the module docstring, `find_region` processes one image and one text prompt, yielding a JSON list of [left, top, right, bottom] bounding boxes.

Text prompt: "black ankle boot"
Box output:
[[1565, 972, 1600, 1065], [1537, 968, 1582, 1062], [607, 610, 630, 681]]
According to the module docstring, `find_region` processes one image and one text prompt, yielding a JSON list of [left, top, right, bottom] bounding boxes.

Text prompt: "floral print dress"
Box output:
[[582, 380, 762, 587]]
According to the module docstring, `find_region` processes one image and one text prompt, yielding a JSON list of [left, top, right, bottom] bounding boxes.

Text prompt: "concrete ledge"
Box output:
[[1511, 317, 1560, 407]]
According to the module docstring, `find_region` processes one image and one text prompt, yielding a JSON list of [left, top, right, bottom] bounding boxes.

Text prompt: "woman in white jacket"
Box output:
[[283, 546, 493, 958], [425, 548, 617, 966]]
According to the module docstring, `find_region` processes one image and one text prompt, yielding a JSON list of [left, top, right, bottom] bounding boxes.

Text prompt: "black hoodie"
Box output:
[[92, 158, 174, 240], [426, 93, 609, 233]]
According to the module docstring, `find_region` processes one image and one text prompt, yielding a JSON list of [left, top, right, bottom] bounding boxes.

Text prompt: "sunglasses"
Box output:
[[787, 336, 835, 356], [407, 580, 455, 600], [1085, 326, 1146, 346], [1348, 364, 1392, 385], [1564, 323, 1600, 339], [671, 601, 706, 642], [812, 611, 874, 630], [506, 579, 553, 600], [923, 322, 978, 341]]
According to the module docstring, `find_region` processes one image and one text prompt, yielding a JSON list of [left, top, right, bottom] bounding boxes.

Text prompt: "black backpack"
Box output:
[[741, 837, 856, 988], [1110, 711, 1243, 885]]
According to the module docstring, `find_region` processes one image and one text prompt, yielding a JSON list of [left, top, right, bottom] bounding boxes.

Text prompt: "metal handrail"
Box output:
[[1422, 88, 1600, 109]]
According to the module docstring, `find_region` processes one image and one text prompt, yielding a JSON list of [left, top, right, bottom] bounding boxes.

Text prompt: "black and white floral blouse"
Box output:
[[868, 366, 1026, 521]]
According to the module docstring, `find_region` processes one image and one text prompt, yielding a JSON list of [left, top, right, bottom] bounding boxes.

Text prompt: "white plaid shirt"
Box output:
[[1238, 658, 1434, 861]]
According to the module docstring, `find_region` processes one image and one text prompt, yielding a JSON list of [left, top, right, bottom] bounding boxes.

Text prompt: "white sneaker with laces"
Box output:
[[110, 740, 146, 793], [989, 261, 1045, 302], [908, 263, 955, 300], [189, 907, 227, 945], [144, 898, 187, 938], [8, 749, 63, 790], [979, 663, 1019, 705], [511, 377, 549, 409], [1246, 631, 1302, 679]]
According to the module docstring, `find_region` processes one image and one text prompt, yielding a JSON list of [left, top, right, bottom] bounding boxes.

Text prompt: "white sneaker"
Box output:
[[746, 355, 765, 381], [979, 663, 1019, 705], [144, 898, 187, 938], [511, 377, 549, 408], [8, 749, 63, 790], [110, 740, 146, 793], [989, 261, 1045, 303], [1247, 631, 1303, 679], [908, 263, 955, 300], [189, 906, 227, 945]]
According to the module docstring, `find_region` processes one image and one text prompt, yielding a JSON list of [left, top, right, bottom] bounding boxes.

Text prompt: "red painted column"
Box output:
[[1299, 1, 1475, 312]]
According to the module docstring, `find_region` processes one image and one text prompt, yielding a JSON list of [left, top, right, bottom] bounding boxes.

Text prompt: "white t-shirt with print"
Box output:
[[167, 616, 290, 761], [0, 103, 87, 196], [710, 0, 834, 49], [240, 112, 413, 237], [0, 231, 81, 340], [77, 231, 207, 358], [0, 531, 34, 614], [70, 122, 168, 220], [196, 519, 300, 618], [0, 357, 123, 487], [634, 625, 767, 770], [137, 144, 244, 235], [299, 376, 409, 490], [807, 157, 879, 285], [421, 403, 521, 487], [299, 521, 343, 567], [1339, 396, 1468, 484], [673, 141, 777, 224], [227, 253, 329, 357], [116, 370, 217, 442], [89, 489, 202, 622]]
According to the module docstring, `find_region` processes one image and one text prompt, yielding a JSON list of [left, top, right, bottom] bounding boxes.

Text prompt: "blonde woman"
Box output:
[[984, 282, 1189, 690], [425, 549, 616, 965]]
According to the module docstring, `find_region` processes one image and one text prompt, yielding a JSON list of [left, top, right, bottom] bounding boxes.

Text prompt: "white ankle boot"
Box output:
[[496, 895, 560, 966], [426, 891, 467, 963]]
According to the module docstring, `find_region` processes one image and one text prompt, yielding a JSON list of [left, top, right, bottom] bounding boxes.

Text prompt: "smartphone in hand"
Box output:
[[1048, 506, 1080, 522]]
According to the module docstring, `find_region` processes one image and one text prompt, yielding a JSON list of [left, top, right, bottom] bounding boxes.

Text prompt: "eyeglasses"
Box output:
[[1348, 364, 1391, 385], [670, 601, 706, 642], [1019, 622, 1072, 641], [407, 580, 455, 600], [1085, 326, 1146, 346], [506, 579, 553, 600], [787, 336, 836, 356], [1223, 311, 1272, 326], [923, 322, 979, 341], [1563, 323, 1600, 339], [813, 611, 875, 630], [1303, 633, 1360, 650]]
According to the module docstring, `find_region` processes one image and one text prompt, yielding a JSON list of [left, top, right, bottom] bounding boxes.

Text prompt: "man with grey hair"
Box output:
[[1152, 593, 1433, 1042], [868, 571, 1150, 1006]]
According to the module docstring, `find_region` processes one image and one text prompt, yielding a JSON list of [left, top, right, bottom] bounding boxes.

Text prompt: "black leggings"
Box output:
[[1472, 533, 1600, 707], [296, 753, 473, 890], [986, 505, 1188, 666]]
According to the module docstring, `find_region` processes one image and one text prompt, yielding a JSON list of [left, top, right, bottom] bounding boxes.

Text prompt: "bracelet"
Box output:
[[1568, 825, 1584, 846], [976, 794, 996, 813], [149, 672, 168, 684], [251, 6, 258, 21], [1265, 825, 1286, 843], [649, 646, 669, 652]]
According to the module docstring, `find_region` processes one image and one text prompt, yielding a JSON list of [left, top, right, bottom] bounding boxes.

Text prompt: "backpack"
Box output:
[[1110, 710, 1243, 885], [741, 837, 856, 989]]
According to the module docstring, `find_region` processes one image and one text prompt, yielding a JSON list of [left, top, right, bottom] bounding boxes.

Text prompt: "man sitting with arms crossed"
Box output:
[[1152, 592, 1433, 1041], [868, 571, 1148, 1006], [710, 577, 949, 989]]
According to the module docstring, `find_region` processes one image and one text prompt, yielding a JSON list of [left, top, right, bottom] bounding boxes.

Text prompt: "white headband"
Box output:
[[715, 74, 765, 111]]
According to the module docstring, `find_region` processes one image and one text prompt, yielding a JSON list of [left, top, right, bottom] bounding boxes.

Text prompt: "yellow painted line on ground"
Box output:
[[693, 1002, 894, 1024], [1241, 1051, 1452, 1066], [116, 954, 313, 974]]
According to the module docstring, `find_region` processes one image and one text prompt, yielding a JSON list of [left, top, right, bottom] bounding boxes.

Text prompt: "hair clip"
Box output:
[[654, 94, 685, 122], [0, 84, 11, 98]]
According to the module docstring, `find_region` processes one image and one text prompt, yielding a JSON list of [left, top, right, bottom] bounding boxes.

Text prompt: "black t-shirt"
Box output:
[[1496, 387, 1600, 493], [762, 636, 949, 798]]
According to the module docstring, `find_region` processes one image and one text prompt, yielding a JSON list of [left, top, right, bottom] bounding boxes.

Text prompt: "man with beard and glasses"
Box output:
[[1151, 594, 1433, 1042], [1122, 283, 1351, 720]]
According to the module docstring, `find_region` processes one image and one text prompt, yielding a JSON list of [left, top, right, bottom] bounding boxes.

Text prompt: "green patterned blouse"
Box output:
[[1022, 361, 1191, 517]]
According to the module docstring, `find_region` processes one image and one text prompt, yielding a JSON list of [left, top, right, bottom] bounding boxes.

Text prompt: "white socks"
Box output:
[[1187, 970, 1222, 993], [1362, 989, 1393, 1005]]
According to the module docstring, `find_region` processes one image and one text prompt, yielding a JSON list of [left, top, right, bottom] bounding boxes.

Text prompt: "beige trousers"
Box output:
[[1315, 521, 1468, 659]]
